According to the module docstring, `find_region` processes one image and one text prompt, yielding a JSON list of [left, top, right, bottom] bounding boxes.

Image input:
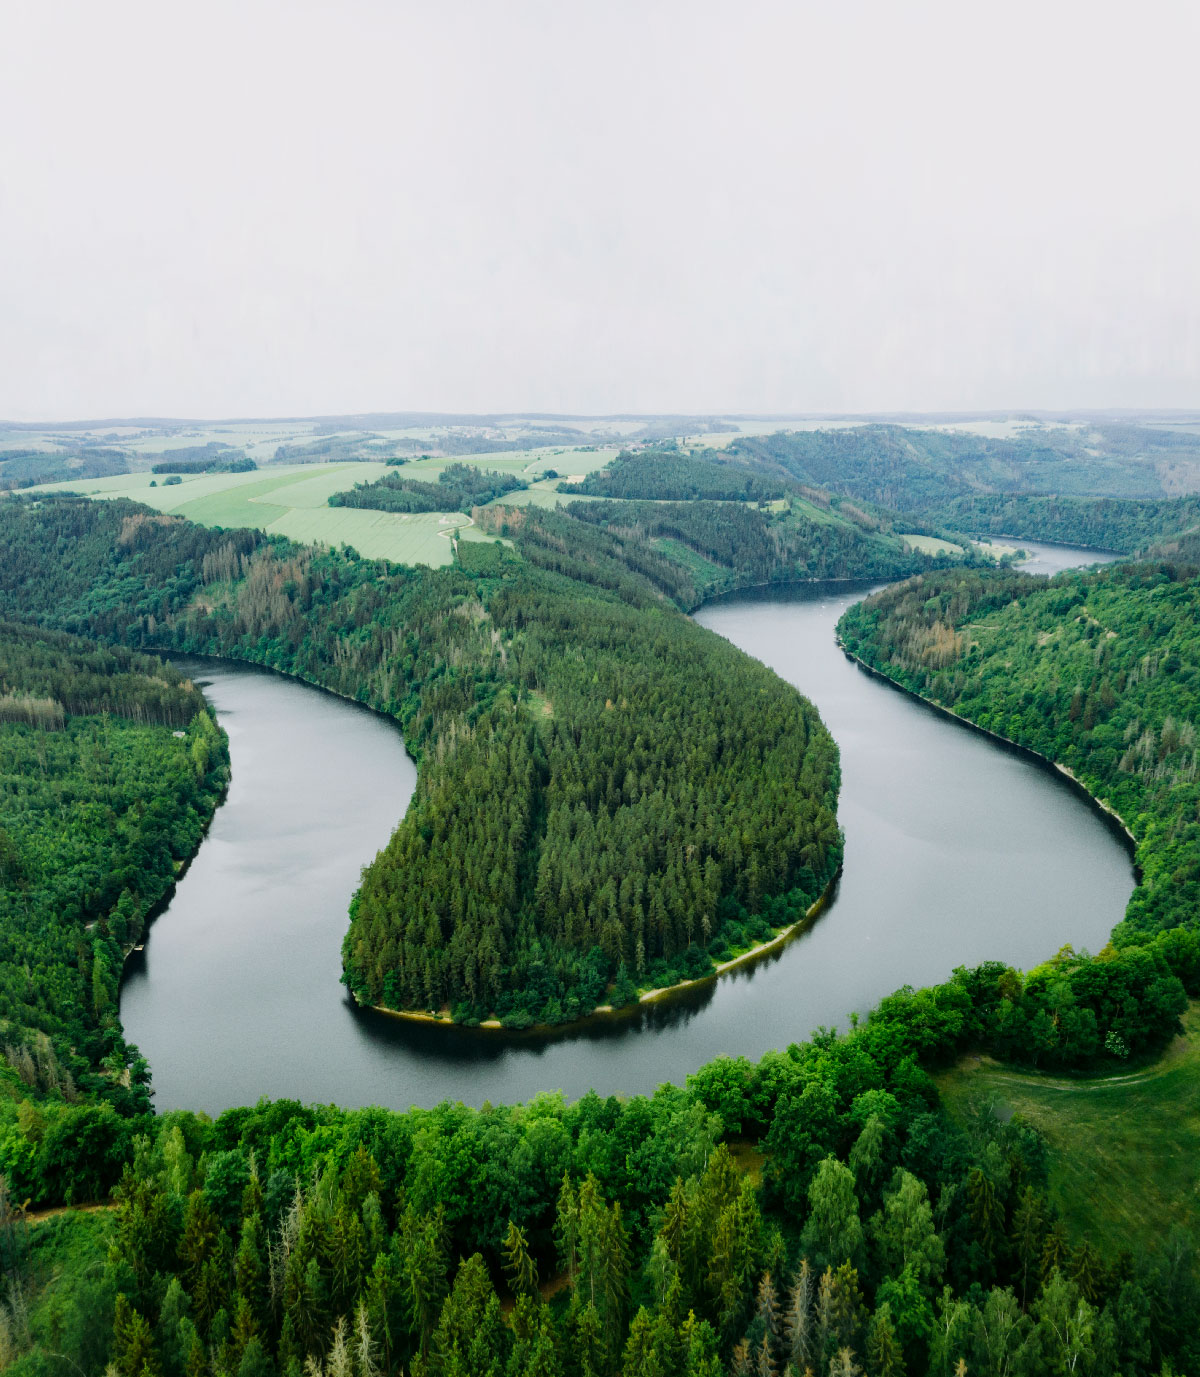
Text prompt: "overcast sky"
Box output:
[[2, 1, 1198, 421]]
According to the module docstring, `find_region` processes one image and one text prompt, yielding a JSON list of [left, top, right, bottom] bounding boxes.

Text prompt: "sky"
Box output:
[[2, 0, 1198, 421]]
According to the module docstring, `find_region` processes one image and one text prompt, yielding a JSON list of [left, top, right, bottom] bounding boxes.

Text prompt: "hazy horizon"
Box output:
[[3, 1, 1198, 420]]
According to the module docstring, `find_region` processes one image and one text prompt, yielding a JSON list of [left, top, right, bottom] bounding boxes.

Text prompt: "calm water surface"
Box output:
[[122, 541, 1133, 1113]]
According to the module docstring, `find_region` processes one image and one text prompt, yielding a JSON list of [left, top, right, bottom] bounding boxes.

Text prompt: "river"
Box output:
[[121, 540, 1134, 1114]]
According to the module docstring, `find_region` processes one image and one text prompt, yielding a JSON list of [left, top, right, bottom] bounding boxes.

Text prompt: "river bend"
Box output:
[[121, 541, 1133, 1113]]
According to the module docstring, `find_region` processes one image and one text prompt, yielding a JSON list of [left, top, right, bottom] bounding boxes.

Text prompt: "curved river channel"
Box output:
[[122, 541, 1134, 1114]]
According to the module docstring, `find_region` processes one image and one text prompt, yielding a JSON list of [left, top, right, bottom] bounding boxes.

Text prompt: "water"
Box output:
[[121, 541, 1134, 1114]]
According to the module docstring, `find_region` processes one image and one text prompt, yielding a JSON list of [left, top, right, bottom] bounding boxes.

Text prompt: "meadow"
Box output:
[[938, 1003, 1200, 1259], [896, 531, 964, 556]]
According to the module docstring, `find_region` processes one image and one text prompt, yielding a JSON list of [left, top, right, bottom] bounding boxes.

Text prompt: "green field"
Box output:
[[896, 531, 964, 556], [20, 447, 623, 566], [18, 462, 528, 565], [937, 1004, 1200, 1258]]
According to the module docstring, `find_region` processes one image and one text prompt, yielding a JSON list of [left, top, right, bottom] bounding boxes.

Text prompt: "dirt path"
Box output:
[[21, 1201, 113, 1226]]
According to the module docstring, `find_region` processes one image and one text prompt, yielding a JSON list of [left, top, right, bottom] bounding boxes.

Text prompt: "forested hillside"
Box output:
[[838, 561, 1200, 947], [727, 424, 1200, 511], [0, 496, 841, 1025], [562, 499, 931, 604], [0, 621, 228, 1116], [931, 493, 1200, 557]]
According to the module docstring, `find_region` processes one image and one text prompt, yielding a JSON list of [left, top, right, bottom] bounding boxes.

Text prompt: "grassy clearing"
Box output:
[[650, 536, 731, 584], [937, 1003, 1200, 1258], [975, 537, 1026, 562], [897, 531, 964, 556]]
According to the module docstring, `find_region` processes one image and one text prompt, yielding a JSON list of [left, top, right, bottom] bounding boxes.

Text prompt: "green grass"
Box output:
[[896, 532, 964, 556], [650, 536, 731, 585], [937, 1004, 1200, 1257], [19, 449, 620, 567], [18, 463, 471, 566]]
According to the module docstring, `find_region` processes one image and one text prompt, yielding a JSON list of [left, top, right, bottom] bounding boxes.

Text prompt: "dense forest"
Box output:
[[575, 452, 787, 503], [3, 917, 1196, 1373], [0, 621, 228, 1119], [0, 447, 129, 492], [329, 465, 528, 514], [0, 496, 842, 1024], [152, 447, 256, 476], [562, 500, 940, 605]]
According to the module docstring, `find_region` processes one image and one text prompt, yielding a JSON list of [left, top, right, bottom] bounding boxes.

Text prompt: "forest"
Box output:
[[575, 452, 787, 504], [0, 620, 229, 1120], [562, 499, 937, 605], [928, 494, 1200, 559], [328, 465, 529, 514], [2, 904, 1196, 1374], [0, 495, 843, 1024]]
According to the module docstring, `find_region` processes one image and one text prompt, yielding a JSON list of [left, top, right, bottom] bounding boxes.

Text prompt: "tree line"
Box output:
[[575, 451, 787, 504], [329, 464, 528, 514]]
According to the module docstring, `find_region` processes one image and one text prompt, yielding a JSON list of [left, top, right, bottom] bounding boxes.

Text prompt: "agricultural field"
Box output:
[[937, 1003, 1200, 1259], [19, 448, 622, 565], [19, 463, 474, 565]]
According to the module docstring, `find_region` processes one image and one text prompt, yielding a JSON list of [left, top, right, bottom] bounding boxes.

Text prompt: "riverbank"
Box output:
[[836, 637, 1140, 860], [362, 868, 843, 1035]]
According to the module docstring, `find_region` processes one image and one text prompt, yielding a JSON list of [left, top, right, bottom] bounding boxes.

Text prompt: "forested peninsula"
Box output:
[[0, 494, 854, 1027]]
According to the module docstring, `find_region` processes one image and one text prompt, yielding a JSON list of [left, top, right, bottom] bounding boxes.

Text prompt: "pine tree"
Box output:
[[1039, 1221, 1070, 1287], [556, 1174, 580, 1283], [828, 1348, 863, 1377], [783, 1261, 815, 1374], [756, 1271, 780, 1351], [1009, 1187, 1046, 1307], [112, 1294, 161, 1377], [503, 1220, 540, 1302], [827, 1264, 867, 1355], [864, 1302, 905, 1377], [755, 1331, 776, 1377]]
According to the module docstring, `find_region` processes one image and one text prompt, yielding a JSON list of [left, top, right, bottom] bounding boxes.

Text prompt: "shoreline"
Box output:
[[361, 867, 842, 1035], [116, 723, 232, 990], [836, 638, 1140, 861]]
